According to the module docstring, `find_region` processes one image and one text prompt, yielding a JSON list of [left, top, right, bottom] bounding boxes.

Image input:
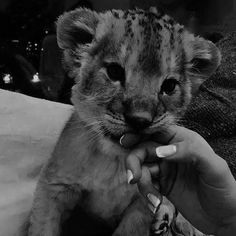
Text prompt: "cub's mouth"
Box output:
[[100, 124, 129, 142], [100, 112, 169, 144], [100, 122, 154, 144], [100, 124, 161, 150]]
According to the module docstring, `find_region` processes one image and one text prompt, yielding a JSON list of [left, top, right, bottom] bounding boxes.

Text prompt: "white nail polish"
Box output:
[[148, 203, 157, 214], [127, 170, 134, 184], [156, 145, 176, 158], [147, 193, 161, 208]]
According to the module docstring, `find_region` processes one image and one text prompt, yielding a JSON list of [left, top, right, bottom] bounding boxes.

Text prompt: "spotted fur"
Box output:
[[57, 7, 221, 140], [28, 8, 221, 236]]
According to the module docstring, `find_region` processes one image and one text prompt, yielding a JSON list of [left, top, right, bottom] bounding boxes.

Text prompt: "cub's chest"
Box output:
[[81, 153, 138, 222]]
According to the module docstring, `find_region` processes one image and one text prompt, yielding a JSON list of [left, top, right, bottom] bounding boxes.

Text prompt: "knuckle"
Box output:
[[140, 167, 151, 184], [142, 166, 150, 175], [134, 148, 146, 160], [134, 169, 142, 181], [218, 158, 230, 175], [184, 139, 196, 156], [126, 154, 134, 168]]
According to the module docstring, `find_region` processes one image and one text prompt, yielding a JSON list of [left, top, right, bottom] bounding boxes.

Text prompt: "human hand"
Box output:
[[123, 126, 236, 235]]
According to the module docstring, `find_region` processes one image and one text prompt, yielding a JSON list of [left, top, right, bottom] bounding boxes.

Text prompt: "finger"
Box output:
[[151, 125, 193, 144], [137, 166, 163, 215], [137, 142, 160, 163], [126, 148, 146, 184], [155, 140, 222, 178], [126, 143, 161, 184], [155, 141, 232, 197], [159, 161, 178, 196], [151, 125, 178, 144], [120, 133, 141, 148], [147, 164, 161, 192], [155, 140, 204, 163], [155, 141, 198, 165], [145, 164, 160, 179]]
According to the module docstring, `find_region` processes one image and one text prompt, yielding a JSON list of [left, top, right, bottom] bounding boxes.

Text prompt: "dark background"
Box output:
[[0, 0, 235, 104]]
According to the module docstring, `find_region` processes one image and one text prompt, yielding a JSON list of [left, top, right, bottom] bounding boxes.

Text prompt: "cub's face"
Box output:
[[57, 8, 221, 140]]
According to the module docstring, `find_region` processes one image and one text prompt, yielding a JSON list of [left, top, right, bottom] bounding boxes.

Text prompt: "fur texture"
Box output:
[[28, 8, 221, 236]]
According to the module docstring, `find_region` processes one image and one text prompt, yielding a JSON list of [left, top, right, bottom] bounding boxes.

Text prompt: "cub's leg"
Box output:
[[112, 198, 153, 236], [28, 181, 81, 236]]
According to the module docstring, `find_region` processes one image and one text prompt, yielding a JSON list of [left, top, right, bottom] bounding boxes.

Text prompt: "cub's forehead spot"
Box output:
[[93, 9, 185, 75]]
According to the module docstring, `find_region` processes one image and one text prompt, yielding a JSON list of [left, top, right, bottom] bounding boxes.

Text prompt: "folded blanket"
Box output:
[[0, 90, 73, 236]]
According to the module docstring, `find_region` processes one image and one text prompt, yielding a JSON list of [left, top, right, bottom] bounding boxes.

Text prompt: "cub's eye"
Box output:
[[105, 63, 125, 83], [161, 78, 178, 95]]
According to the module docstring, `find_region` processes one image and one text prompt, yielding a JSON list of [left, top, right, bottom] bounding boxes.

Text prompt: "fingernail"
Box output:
[[148, 203, 157, 214], [156, 145, 176, 158], [119, 135, 125, 146], [127, 169, 134, 184], [147, 193, 161, 209]]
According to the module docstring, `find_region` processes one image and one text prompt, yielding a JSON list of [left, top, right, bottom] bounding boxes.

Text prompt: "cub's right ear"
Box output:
[[57, 8, 99, 50]]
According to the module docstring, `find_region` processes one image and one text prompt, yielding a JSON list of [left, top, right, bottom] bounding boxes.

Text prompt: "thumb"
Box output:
[[151, 125, 191, 145], [155, 142, 193, 163], [154, 125, 215, 167], [155, 139, 228, 182]]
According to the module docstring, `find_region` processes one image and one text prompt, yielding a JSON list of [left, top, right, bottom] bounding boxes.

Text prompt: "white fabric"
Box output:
[[0, 90, 73, 236]]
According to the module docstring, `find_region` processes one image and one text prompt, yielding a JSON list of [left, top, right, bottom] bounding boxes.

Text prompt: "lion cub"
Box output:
[[28, 8, 221, 236]]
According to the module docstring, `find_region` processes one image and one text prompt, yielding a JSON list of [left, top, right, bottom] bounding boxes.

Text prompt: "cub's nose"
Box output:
[[124, 111, 153, 130]]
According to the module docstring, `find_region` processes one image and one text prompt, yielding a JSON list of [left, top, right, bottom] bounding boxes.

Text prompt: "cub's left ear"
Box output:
[[184, 32, 221, 84]]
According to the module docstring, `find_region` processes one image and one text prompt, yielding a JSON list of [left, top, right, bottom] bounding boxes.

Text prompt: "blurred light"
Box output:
[[32, 73, 40, 83], [45, 30, 48, 34], [12, 40, 19, 43], [3, 74, 13, 84]]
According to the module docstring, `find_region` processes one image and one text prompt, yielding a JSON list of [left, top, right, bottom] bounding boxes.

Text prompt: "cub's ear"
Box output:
[[183, 32, 221, 91], [57, 8, 99, 50], [56, 8, 99, 77]]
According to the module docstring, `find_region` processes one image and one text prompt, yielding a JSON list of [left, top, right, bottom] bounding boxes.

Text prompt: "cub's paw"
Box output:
[[151, 197, 176, 235]]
